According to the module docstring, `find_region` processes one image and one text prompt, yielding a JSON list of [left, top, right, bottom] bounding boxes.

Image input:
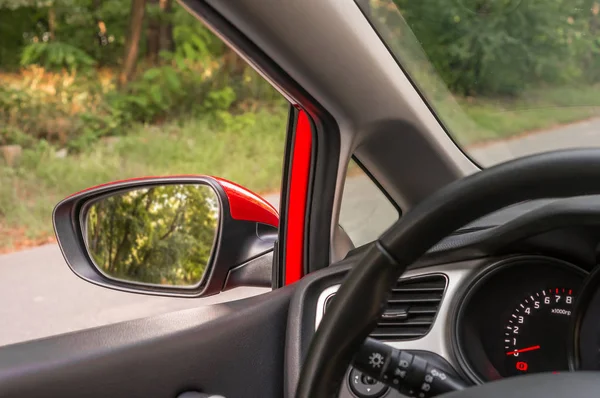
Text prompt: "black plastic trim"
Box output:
[[402, 197, 600, 270], [305, 111, 340, 273], [447, 372, 600, 398], [223, 249, 274, 290], [571, 264, 600, 370], [275, 104, 299, 288]]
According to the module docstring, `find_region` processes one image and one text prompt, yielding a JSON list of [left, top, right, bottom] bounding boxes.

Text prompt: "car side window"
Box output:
[[339, 159, 400, 247], [0, 2, 287, 345]]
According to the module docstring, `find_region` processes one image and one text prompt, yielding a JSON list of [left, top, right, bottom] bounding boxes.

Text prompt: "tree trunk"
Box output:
[[146, 0, 160, 64], [48, 6, 56, 40], [119, 0, 147, 87], [159, 0, 175, 52]]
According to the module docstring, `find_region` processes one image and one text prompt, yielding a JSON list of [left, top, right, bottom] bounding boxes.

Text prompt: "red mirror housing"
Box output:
[[53, 175, 279, 298]]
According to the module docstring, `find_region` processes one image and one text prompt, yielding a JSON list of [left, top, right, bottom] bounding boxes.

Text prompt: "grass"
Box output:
[[0, 105, 288, 250], [445, 85, 600, 146]]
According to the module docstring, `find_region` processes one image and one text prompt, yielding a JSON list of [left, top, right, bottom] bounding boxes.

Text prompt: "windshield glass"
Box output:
[[359, 0, 600, 166]]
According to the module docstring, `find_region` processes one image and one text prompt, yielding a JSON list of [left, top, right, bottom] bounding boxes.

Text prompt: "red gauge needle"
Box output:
[[506, 345, 541, 356]]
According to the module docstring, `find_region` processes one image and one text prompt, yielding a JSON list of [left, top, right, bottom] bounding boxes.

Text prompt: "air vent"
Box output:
[[324, 274, 447, 341]]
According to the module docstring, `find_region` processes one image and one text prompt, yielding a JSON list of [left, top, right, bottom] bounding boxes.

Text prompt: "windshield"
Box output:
[[359, 0, 600, 166]]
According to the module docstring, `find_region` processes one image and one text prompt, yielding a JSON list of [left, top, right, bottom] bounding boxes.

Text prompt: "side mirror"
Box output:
[[53, 176, 278, 298]]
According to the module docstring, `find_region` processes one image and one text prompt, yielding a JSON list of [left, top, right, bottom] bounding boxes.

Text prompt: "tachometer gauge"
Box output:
[[455, 256, 586, 383], [503, 287, 576, 376]]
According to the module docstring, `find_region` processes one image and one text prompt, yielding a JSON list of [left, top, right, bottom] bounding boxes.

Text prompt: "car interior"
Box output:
[[2, 1, 600, 398]]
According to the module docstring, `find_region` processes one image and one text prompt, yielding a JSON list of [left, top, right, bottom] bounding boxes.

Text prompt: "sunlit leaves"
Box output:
[[85, 184, 220, 286], [21, 42, 96, 70]]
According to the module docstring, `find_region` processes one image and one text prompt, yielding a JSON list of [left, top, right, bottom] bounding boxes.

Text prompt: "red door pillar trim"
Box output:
[[284, 109, 313, 285]]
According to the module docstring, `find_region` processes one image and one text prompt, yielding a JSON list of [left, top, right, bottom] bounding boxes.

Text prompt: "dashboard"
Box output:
[[309, 256, 588, 398], [288, 196, 600, 398]]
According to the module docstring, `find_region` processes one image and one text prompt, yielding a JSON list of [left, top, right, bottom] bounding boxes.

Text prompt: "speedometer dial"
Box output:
[[503, 287, 576, 376]]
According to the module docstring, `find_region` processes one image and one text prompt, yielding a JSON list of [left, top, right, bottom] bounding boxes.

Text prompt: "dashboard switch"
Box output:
[[349, 368, 389, 398], [352, 338, 467, 397], [353, 337, 392, 378]]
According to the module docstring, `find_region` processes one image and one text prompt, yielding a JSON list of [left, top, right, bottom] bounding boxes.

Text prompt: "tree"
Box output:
[[146, 0, 160, 64], [159, 0, 174, 53], [147, 0, 175, 64], [119, 0, 146, 86], [47, 4, 56, 40]]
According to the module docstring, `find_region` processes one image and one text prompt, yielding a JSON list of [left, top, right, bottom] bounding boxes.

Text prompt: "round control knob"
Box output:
[[348, 368, 388, 398]]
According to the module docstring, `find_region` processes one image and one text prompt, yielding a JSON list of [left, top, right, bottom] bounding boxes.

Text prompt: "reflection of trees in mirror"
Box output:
[[85, 184, 219, 286]]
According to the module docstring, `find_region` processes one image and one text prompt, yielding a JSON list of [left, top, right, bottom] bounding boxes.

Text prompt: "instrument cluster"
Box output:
[[454, 256, 586, 383]]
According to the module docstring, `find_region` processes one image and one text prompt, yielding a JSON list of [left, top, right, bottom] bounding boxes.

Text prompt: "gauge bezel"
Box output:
[[452, 255, 586, 384], [570, 264, 600, 370]]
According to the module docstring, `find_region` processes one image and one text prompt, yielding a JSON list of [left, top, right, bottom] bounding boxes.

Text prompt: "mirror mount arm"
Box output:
[[222, 249, 274, 290]]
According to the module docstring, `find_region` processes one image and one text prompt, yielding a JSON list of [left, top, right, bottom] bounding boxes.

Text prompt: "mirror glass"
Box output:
[[83, 184, 220, 287]]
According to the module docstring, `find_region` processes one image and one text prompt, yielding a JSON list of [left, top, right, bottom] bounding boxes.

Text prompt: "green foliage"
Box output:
[[0, 6, 38, 70], [67, 109, 120, 152], [0, 0, 61, 9], [0, 59, 266, 152], [0, 70, 108, 150], [390, 0, 600, 95], [107, 62, 241, 126], [107, 64, 202, 123], [0, 0, 278, 153], [21, 41, 96, 71], [0, 127, 36, 148], [171, 6, 224, 65], [202, 87, 236, 112]]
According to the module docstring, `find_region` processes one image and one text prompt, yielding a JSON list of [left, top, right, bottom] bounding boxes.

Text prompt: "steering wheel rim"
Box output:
[[296, 149, 600, 398]]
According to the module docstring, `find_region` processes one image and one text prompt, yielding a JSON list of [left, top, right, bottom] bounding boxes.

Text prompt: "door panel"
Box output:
[[0, 287, 293, 398]]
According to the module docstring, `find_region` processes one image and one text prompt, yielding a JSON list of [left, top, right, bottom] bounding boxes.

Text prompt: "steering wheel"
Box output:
[[296, 149, 600, 398]]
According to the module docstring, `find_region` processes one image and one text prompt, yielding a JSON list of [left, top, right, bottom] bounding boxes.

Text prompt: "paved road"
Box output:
[[2, 118, 600, 346], [470, 118, 600, 165], [0, 244, 268, 346]]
